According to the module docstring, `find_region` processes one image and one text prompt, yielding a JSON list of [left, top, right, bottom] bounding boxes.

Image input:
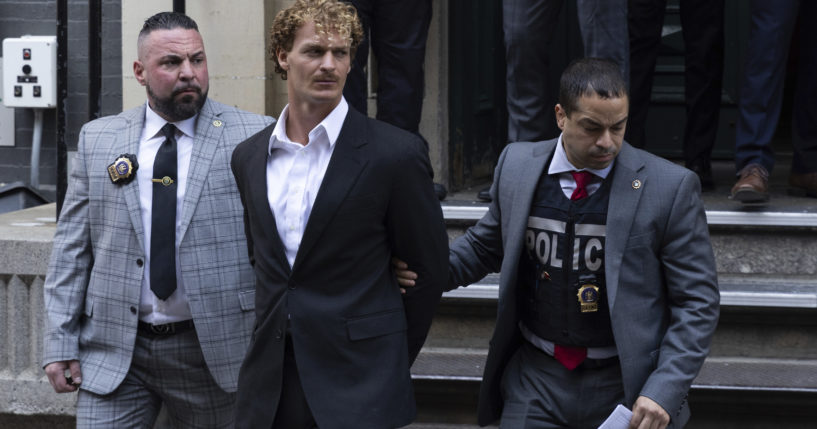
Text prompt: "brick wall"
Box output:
[[0, 0, 122, 198]]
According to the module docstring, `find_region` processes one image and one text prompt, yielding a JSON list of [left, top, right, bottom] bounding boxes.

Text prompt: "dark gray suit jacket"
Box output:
[[231, 107, 448, 429], [449, 139, 720, 427]]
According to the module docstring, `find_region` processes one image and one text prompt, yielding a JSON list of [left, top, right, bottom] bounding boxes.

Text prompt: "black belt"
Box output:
[[580, 355, 620, 369], [138, 319, 195, 336]]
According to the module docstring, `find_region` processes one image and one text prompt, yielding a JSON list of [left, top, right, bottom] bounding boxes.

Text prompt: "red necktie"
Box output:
[[570, 171, 593, 200], [554, 170, 594, 369], [553, 344, 587, 370]]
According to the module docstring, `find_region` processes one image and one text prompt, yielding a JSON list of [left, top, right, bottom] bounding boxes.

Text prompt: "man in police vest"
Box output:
[[396, 58, 719, 428]]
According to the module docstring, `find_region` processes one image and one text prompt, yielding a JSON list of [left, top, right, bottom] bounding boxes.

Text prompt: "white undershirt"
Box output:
[[266, 98, 348, 267], [137, 102, 196, 324]]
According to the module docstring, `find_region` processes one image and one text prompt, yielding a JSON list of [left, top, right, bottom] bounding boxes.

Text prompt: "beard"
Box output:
[[147, 84, 208, 121]]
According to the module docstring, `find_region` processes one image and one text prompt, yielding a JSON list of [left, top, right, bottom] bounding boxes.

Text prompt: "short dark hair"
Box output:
[[138, 12, 199, 44], [558, 58, 628, 117]]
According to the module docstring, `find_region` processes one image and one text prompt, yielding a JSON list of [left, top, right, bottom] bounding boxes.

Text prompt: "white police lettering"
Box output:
[[525, 216, 605, 272], [585, 238, 603, 271]]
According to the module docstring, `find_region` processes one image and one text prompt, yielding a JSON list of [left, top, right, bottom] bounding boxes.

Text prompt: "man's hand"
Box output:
[[45, 360, 82, 393], [629, 396, 670, 429], [391, 257, 417, 293]]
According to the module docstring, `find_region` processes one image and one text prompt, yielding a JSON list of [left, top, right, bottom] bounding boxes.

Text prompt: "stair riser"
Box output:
[[426, 303, 817, 360], [413, 379, 817, 428]]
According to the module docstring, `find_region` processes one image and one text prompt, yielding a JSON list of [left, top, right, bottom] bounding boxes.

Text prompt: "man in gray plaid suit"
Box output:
[[42, 12, 272, 427]]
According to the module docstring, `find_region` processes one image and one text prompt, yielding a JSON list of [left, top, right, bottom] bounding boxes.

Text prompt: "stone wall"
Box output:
[[0, 204, 76, 419]]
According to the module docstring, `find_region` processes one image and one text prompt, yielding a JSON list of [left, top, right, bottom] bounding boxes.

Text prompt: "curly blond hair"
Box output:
[[269, 0, 364, 80]]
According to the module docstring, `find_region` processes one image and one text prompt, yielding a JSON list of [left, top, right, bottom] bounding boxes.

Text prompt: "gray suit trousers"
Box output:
[[504, 0, 629, 142]]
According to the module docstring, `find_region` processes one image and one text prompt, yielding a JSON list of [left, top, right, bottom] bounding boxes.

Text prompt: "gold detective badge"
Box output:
[[577, 284, 600, 313], [107, 154, 138, 185]]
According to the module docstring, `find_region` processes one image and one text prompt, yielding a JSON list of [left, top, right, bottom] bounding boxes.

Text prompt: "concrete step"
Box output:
[[442, 273, 817, 309], [411, 351, 817, 427], [405, 424, 495, 429], [414, 259, 817, 427], [442, 202, 817, 280], [411, 350, 817, 393], [411, 375, 817, 429], [441, 202, 817, 228]]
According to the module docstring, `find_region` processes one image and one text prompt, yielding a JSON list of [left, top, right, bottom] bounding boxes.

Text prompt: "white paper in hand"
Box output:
[[598, 404, 633, 429]]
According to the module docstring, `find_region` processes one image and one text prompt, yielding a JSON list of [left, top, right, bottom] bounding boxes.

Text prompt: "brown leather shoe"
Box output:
[[789, 172, 817, 197], [731, 164, 769, 203]]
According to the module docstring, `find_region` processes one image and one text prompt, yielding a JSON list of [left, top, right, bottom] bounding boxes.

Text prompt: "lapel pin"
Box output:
[[212, 119, 223, 127], [632, 179, 642, 190], [107, 154, 139, 185]]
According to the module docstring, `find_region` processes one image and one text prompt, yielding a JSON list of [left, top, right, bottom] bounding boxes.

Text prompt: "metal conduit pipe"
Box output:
[[30, 108, 43, 189]]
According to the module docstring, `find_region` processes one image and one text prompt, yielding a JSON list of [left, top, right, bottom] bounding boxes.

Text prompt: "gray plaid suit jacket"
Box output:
[[42, 99, 273, 395]]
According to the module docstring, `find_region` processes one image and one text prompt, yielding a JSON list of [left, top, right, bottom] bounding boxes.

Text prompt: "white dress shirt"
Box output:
[[267, 98, 348, 267], [548, 133, 615, 198], [137, 103, 196, 324]]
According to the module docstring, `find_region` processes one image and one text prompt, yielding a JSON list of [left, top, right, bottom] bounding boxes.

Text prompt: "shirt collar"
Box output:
[[269, 97, 349, 153], [548, 133, 615, 179], [144, 101, 197, 140]]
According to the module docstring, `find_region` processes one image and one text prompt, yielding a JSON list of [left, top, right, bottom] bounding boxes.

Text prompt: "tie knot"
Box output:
[[161, 123, 177, 141], [570, 171, 594, 201], [571, 170, 593, 188]]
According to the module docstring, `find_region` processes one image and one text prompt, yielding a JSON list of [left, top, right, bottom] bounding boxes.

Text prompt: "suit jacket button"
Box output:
[[136, 258, 144, 267], [275, 329, 283, 340], [130, 306, 137, 314]]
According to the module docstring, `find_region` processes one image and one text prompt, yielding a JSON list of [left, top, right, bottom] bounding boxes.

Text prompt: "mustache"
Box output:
[[172, 85, 202, 97], [314, 74, 338, 82]]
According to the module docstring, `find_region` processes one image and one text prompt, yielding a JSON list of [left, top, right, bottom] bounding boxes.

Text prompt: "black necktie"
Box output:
[[150, 123, 178, 300]]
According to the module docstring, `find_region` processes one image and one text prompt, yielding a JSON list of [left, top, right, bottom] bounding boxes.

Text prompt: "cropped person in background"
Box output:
[[343, 0, 448, 200], [731, 0, 817, 203], [627, 0, 725, 191], [480, 0, 629, 201]]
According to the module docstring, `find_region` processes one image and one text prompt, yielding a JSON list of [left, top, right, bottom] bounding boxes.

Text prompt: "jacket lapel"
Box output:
[[604, 143, 646, 313], [291, 109, 368, 272], [178, 99, 222, 240], [502, 140, 554, 291], [248, 125, 291, 273], [122, 105, 148, 252]]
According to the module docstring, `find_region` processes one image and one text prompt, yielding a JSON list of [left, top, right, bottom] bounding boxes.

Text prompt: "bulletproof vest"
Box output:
[[518, 164, 615, 348]]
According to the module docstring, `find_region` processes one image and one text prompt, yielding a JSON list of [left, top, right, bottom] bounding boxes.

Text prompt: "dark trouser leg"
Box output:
[[368, 0, 432, 134], [504, 0, 562, 142], [577, 0, 630, 83], [499, 342, 625, 428], [792, 0, 817, 174], [734, 0, 798, 173], [272, 335, 317, 429], [626, 0, 667, 149], [344, 0, 373, 116], [679, 0, 724, 170]]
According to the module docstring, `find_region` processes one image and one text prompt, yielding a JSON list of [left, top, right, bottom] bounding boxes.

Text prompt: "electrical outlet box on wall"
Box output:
[[2, 36, 57, 108]]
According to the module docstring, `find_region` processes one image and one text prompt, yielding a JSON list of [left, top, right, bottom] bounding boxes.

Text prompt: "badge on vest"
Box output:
[[107, 154, 139, 185], [577, 284, 600, 312]]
